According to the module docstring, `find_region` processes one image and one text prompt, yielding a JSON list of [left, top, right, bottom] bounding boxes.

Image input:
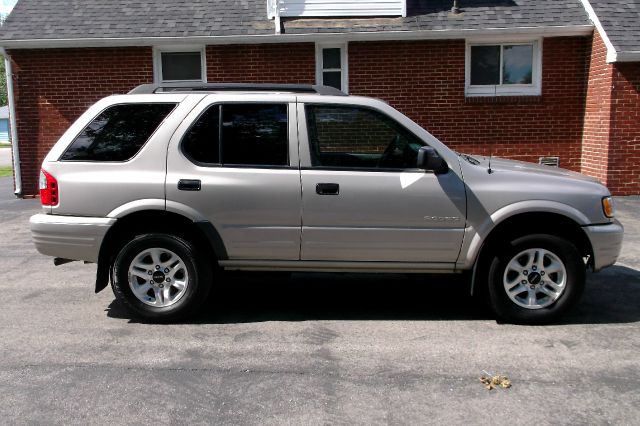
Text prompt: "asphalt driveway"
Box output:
[[0, 176, 638, 425]]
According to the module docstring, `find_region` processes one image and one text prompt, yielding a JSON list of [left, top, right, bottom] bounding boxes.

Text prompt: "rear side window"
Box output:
[[60, 103, 176, 161], [182, 103, 288, 167]]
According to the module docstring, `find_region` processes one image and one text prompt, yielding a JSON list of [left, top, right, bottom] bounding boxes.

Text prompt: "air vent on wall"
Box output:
[[539, 156, 560, 167]]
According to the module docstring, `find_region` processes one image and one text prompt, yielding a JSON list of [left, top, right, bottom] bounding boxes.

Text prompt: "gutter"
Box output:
[[0, 24, 594, 49], [0, 47, 21, 197], [616, 51, 640, 63]]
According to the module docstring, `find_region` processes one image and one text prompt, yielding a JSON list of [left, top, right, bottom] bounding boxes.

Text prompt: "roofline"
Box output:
[[0, 24, 594, 49], [579, 0, 621, 63], [616, 51, 640, 63]]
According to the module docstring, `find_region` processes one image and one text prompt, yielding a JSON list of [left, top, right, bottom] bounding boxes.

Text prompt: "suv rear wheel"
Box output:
[[112, 234, 212, 322], [487, 234, 585, 324]]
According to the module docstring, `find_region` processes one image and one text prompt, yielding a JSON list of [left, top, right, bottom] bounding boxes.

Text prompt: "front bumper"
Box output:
[[30, 214, 116, 263], [583, 219, 624, 271]]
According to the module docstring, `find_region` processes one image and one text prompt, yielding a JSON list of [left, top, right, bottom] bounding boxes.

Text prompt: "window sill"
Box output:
[[465, 95, 542, 104]]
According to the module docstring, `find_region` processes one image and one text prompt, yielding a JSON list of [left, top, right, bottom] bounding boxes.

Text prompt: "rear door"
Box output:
[[298, 100, 466, 263], [166, 94, 302, 260]]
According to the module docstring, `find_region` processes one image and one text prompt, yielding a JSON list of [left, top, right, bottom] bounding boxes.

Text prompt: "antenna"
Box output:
[[488, 152, 493, 174]]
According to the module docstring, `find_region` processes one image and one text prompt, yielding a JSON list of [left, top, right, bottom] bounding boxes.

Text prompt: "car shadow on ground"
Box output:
[[105, 264, 640, 325]]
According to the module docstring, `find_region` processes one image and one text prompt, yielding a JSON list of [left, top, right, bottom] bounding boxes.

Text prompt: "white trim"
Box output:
[[0, 47, 21, 196], [579, 0, 618, 63], [316, 43, 349, 93], [465, 38, 542, 97], [152, 45, 207, 84], [0, 25, 594, 49]]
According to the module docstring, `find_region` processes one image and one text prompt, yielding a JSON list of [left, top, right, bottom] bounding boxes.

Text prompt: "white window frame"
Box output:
[[316, 43, 349, 93], [153, 45, 207, 84], [465, 38, 542, 97]]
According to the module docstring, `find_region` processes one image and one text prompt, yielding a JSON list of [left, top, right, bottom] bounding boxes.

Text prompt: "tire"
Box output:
[[112, 233, 212, 322], [486, 234, 585, 325]]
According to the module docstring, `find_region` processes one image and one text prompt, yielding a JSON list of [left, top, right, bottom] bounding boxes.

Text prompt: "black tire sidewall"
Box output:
[[112, 234, 211, 322], [487, 234, 585, 325]]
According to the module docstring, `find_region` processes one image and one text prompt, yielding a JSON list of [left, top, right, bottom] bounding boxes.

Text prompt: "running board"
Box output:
[[218, 260, 458, 274]]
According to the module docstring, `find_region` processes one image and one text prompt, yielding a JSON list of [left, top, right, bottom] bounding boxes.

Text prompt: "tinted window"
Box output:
[[182, 105, 220, 164], [221, 104, 288, 166], [306, 105, 424, 169], [61, 103, 176, 162]]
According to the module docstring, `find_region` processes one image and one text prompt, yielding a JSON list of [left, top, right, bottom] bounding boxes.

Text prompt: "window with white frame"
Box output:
[[466, 40, 541, 96], [154, 47, 206, 83], [316, 44, 348, 93]]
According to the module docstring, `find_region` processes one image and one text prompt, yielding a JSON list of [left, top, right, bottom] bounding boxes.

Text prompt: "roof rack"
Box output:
[[128, 83, 347, 96]]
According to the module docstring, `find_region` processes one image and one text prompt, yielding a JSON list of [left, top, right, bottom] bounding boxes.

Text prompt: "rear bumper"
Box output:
[[30, 214, 116, 263], [583, 219, 624, 271]]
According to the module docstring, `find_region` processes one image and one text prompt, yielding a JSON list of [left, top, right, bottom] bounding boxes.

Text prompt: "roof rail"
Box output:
[[128, 83, 347, 96]]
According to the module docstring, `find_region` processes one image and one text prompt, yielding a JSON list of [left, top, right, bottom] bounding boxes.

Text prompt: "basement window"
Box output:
[[154, 47, 206, 83], [466, 40, 541, 96], [316, 44, 348, 93]]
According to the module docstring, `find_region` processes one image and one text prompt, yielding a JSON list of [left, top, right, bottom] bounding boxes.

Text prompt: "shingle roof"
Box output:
[[0, 0, 590, 43], [587, 0, 640, 54], [0, 0, 274, 40]]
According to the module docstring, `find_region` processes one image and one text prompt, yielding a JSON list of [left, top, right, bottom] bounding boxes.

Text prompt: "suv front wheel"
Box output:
[[112, 234, 212, 322], [487, 234, 585, 325]]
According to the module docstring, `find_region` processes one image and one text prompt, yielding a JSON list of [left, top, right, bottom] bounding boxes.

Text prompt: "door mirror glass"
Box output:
[[417, 146, 448, 174]]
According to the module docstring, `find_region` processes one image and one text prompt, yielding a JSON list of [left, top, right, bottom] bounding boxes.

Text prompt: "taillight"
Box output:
[[39, 169, 59, 206]]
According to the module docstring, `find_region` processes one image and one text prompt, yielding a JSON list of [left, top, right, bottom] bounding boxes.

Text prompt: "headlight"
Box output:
[[602, 196, 615, 218]]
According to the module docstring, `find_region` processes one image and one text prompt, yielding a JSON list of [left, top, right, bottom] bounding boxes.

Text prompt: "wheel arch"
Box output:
[[95, 210, 227, 293], [469, 211, 593, 296]]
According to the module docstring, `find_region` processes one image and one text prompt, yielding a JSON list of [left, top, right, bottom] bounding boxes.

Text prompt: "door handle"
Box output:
[[316, 183, 339, 195], [178, 179, 201, 191]]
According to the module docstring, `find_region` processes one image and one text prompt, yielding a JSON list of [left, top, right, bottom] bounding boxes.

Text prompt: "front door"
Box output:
[[166, 95, 302, 260], [299, 103, 466, 263]]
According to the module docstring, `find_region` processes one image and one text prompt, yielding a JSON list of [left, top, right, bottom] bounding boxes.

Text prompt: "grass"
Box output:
[[0, 166, 13, 177]]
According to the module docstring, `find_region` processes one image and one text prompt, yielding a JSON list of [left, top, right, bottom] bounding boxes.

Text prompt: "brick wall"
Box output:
[[8, 47, 154, 196], [9, 37, 615, 196], [608, 62, 640, 195], [349, 37, 589, 171], [206, 44, 315, 83], [581, 31, 612, 183], [580, 32, 640, 195]]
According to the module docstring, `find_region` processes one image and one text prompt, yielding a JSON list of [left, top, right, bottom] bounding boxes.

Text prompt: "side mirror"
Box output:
[[417, 146, 448, 174]]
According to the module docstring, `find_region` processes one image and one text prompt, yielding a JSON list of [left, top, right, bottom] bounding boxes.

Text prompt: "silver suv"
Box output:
[[30, 83, 623, 324]]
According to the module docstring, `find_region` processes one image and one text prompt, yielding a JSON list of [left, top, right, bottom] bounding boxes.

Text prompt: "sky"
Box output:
[[0, 0, 17, 17]]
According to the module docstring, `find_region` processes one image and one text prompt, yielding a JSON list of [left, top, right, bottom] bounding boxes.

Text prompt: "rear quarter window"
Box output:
[[60, 103, 176, 161]]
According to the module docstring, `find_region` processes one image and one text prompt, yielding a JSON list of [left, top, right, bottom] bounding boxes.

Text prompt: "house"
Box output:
[[0, 0, 638, 196], [0, 105, 9, 143]]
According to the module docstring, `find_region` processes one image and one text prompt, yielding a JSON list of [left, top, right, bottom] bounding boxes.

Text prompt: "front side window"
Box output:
[[156, 49, 205, 83], [305, 105, 424, 170], [61, 103, 176, 162], [467, 41, 539, 96], [182, 103, 288, 167]]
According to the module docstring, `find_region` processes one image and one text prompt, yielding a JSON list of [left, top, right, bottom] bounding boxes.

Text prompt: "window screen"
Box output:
[[182, 103, 289, 167], [61, 103, 176, 162], [305, 105, 424, 169], [160, 51, 203, 81]]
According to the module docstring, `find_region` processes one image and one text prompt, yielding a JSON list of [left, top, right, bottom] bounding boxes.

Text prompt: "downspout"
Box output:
[[0, 47, 22, 197]]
